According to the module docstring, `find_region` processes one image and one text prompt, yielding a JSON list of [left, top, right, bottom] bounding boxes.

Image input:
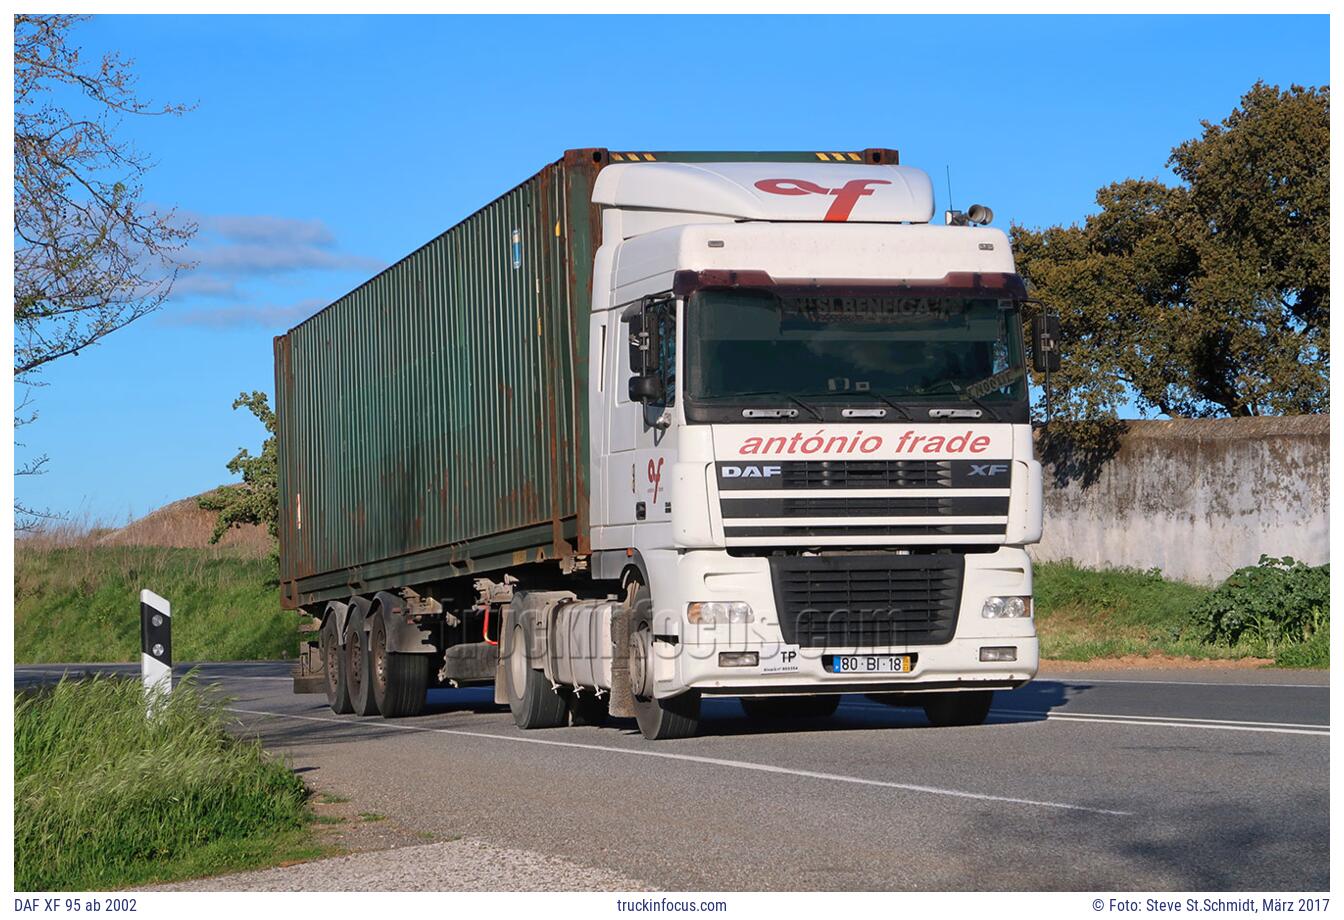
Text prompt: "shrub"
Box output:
[[1192, 555, 1329, 647]]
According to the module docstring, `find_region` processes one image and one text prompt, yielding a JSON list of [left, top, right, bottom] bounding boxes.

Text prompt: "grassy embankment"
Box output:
[[15, 514, 291, 662], [1034, 560, 1328, 668], [15, 675, 327, 891]]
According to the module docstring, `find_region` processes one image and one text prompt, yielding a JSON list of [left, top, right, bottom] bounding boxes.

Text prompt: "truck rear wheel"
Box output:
[[345, 604, 380, 716], [321, 616, 353, 714], [740, 695, 839, 721], [629, 599, 700, 741], [507, 624, 568, 729], [371, 612, 428, 718], [922, 690, 994, 727]]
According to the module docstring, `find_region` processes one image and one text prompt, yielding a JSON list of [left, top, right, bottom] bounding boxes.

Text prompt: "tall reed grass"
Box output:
[[15, 675, 312, 890]]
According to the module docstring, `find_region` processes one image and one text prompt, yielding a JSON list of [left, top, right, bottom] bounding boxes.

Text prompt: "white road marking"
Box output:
[[994, 710, 1328, 737], [228, 706, 1132, 817], [994, 708, 1329, 731], [838, 700, 1328, 736]]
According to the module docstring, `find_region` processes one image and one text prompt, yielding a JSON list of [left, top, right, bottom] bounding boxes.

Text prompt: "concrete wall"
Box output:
[[1032, 415, 1329, 584]]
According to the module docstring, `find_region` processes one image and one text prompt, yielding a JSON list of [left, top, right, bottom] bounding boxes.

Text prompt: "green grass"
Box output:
[[1034, 560, 1326, 668], [15, 544, 292, 663], [15, 675, 322, 891]]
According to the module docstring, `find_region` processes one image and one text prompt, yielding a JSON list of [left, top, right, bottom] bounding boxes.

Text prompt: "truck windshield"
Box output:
[[686, 288, 1026, 406]]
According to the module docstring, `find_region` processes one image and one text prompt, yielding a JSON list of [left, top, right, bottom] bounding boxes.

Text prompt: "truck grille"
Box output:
[[783, 460, 950, 489], [769, 554, 963, 648]]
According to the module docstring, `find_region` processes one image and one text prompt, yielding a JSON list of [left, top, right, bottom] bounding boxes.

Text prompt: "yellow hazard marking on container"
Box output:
[[847, 152, 861, 161], [612, 152, 624, 161], [643, 153, 655, 161], [815, 152, 831, 161], [831, 152, 845, 161]]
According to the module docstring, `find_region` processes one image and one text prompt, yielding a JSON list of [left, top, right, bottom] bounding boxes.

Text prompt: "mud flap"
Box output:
[[493, 603, 512, 705], [608, 598, 636, 718]]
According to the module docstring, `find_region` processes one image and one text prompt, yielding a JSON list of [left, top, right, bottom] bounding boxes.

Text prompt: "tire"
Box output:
[[741, 695, 840, 721], [506, 624, 568, 729], [321, 616, 353, 715], [566, 689, 609, 727], [628, 586, 700, 740], [345, 603, 380, 716], [922, 690, 994, 727], [371, 612, 428, 718]]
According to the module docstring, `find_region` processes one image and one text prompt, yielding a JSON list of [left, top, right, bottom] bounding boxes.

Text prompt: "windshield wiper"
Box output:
[[721, 390, 823, 421], [825, 390, 915, 422], [913, 380, 1002, 422]]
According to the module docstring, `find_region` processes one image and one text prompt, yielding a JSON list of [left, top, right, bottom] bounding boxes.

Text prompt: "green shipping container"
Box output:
[[275, 147, 896, 610]]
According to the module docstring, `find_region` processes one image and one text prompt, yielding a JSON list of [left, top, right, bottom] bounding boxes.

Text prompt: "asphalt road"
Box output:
[[15, 661, 1329, 891]]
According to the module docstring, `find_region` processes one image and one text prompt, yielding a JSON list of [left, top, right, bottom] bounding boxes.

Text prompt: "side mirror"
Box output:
[[628, 373, 664, 404], [1032, 313, 1061, 373]]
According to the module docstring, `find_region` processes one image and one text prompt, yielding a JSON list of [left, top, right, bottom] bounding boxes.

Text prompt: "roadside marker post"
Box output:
[[140, 589, 172, 712]]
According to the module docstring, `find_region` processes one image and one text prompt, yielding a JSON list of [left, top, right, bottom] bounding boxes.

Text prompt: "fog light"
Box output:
[[719, 651, 759, 668], [980, 646, 1017, 662], [688, 601, 754, 624], [982, 595, 1032, 618]]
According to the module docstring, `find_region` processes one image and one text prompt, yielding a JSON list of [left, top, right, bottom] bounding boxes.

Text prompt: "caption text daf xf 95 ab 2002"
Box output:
[[274, 148, 1052, 740]]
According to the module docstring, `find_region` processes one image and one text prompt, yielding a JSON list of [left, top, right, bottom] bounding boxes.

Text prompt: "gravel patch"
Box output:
[[144, 837, 652, 892]]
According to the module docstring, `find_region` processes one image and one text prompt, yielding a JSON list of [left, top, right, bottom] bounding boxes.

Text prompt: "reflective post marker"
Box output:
[[140, 589, 172, 708]]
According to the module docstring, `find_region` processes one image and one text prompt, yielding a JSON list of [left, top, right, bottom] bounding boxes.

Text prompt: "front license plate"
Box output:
[[824, 655, 913, 674]]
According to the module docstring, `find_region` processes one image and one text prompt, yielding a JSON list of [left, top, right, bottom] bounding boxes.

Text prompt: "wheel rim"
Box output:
[[372, 620, 387, 695], [509, 625, 528, 695], [347, 629, 362, 687], [324, 630, 339, 694], [629, 626, 651, 700]]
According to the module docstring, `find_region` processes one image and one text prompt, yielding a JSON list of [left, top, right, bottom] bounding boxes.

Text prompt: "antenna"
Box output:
[[945, 165, 954, 213]]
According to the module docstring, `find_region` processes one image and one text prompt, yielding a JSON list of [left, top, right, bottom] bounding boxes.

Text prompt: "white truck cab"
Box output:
[[567, 159, 1042, 738]]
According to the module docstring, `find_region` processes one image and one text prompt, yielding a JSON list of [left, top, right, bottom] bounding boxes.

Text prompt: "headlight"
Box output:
[[687, 601, 754, 624], [982, 595, 1032, 618]]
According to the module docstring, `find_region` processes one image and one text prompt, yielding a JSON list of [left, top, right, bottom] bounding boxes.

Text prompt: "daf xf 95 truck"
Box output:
[[275, 147, 1045, 740]]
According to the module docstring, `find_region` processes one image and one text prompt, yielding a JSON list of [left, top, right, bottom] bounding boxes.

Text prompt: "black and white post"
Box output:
[[140, 589, 172, 709]]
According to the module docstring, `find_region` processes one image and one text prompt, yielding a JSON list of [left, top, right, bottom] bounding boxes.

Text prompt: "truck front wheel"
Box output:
[[922, 690, 994, 727], [629, 602, 700, 740], [321, 616, 353, 715], [370, 613, 428, 718]]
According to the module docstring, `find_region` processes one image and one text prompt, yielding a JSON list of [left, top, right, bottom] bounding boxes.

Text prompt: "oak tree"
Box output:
[[1012, 81, 1328, 421]]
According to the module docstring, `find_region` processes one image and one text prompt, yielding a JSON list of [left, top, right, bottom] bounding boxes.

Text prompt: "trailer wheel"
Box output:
[[922, 690, 994, 727], [506, 624, 567, 729], [740, 695, 839, 721], [629, 585, 700, 741], [370, 612, 428, 718], [321, 616, 353, 714], [345, 604, 380, 716]]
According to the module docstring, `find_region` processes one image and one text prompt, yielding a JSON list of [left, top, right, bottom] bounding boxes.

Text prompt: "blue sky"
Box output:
[[16, 14, 1329, 523]]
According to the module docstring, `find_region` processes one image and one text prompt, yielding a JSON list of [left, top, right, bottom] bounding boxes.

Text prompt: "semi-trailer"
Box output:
[[275, 147, 1046, 740]]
